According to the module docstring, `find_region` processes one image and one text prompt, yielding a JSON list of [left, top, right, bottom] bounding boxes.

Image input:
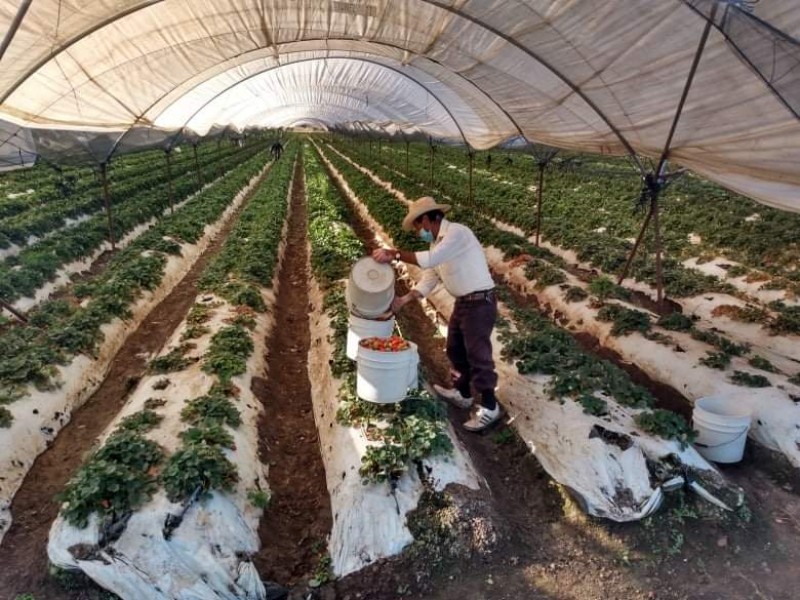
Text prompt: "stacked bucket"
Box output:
[[346, 257, 419, 403]]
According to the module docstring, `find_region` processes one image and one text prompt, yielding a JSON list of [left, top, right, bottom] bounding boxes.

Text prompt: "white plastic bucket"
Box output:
[[347, 257, 395, 318], [346, 314, 395, 360], [692, 395, 752, 463], [356, 341, 419, 404]]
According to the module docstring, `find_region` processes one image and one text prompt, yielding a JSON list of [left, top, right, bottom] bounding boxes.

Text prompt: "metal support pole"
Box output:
[[617, 5, 715, 296], [165, 151, 175, 216], [535, 162, 545, 246], [652, 194, 664, 306], [217, 139, 223, 179], [100, 163, 116, 250], [617, 205, 654, 285], [193, 144, 202, 189], [468, 150, 474, 206], [0, 298, 27, 324], [429, 142, 434, 187]]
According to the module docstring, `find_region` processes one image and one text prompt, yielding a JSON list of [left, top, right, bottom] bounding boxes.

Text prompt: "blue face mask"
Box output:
[[419, 228, 434, 243]]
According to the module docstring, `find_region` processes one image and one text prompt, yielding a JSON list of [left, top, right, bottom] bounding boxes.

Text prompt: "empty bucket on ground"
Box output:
[[356, 339, 419, 403], [346, 314, 395, 360], [346, 257, 395, 318], [692, 395, 752, 463]]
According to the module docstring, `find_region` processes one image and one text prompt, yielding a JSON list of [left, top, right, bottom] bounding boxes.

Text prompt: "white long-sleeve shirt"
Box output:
[[412, 219, 494, 298]]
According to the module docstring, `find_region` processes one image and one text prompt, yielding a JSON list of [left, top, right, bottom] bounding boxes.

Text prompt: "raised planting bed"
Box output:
[[319, 143, 745, 521], [1, 140, 264, 310], [47, 148, 296, 598], [0, 150, 274, 544], [304, 144, 481, 576], [329, 143, 800, 469]]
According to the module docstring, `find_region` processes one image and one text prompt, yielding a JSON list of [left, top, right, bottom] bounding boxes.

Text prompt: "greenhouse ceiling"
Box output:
[[1, 0, 800, 212]]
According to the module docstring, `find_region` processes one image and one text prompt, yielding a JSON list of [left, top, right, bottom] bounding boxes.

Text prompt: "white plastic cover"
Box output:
[[2, 1, 800, 211]]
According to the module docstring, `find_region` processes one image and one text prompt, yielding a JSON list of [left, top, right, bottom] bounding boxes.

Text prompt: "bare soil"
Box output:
[[0, 168, 269, 600], [253, 157, 333, 586], [4, 150, 800, 600], [315, 151, 800, 600]]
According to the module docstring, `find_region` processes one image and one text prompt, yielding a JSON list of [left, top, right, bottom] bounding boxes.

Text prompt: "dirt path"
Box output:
[[0, 166, 270, 600], [252, 157, 332, 587]]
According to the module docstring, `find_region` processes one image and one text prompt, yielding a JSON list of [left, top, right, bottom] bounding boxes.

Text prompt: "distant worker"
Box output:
[[372, 197, 503, 432], [270, 140, 283, 160]]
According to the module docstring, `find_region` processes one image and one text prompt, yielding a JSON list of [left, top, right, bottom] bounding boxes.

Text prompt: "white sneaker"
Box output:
[[463, 406, 503, 432], [433, 383, 473, 409]]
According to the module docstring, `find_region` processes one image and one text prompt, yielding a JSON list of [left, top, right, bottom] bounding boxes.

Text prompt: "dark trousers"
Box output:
[[446, 293, 498, 410]]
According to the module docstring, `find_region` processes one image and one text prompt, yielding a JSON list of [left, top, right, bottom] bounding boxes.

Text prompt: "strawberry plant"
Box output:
[[161, 443, 239, 503], [180, 324, 211, 341], [117, 409, 163, 432], [748, 356, 779, 373], [148, 344, 195, 374], [179, 423, 235, 449], [699, 352, 731, 370], [579, 394, 608, 416], [597, 304, 652, 336], [657, 312, 694, 331], [58, 430, 163, 527], [0, 406, 12, 428], [180, 387, 242, 428], [202, 324, 254, 382], [730, 371, 771, 387], [564, 286, 588, 303], [635, 409, 696, 449], [247, 488, 271, 509]]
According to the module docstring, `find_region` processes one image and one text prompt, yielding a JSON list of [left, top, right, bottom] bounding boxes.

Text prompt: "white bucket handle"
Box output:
[[693, 425, 750, 449]]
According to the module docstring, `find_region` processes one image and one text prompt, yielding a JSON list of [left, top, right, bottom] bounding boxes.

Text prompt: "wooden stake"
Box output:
[[652, 195, 664, 307], [0, 298, 27, 324], [535, 162, 545, 246], [468, 150, 474, 206], [100, 163, 116, 250], [617, 203, 653, 285], [165, 151, 175, 216], [193, 144, 202, 188]]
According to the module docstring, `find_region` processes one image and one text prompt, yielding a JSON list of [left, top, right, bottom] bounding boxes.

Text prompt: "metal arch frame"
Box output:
[[0, 0, 33, 62], [0, 0, 166, 105], [107, 55, 473, 159], [681, 0, 800, 121], [417, 0, 645, 173], [3, 0, 640, 166], [105, 39, 531, 160]]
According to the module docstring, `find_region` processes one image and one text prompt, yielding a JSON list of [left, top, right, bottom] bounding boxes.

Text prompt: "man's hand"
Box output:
[[371, 247, 396, 264], [391, 292, 418, 313]]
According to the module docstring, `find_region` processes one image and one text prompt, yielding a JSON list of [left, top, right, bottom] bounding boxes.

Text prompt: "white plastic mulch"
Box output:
[[0, 166, 269, 546]]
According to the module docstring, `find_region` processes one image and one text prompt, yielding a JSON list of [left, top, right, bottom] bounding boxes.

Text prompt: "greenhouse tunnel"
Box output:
[[0, 0, 798, 212], [4, 2, 800, 599]]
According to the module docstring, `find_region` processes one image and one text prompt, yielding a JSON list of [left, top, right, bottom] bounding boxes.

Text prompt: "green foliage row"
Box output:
[[198, 145, 296, 307], [326, 142, 697, 447], [0, 141, 264, 301], [305, 143, 453, 485], [0, 149, 270, 422], [0, 140, 247, 250]]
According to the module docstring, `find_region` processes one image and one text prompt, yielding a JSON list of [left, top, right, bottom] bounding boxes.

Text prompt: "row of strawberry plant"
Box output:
[[0, 148, 273, 424], [0, 139, 241, 224], [334, 139, 800, 301], [0, 139, 251, 252], [0, 141, 263, 303], [377, 140, 800, 292], [365, 137, 795, 380], [320, 144, 696, 446], [305, 143, 453, 484], [54, 144, 292, 534]]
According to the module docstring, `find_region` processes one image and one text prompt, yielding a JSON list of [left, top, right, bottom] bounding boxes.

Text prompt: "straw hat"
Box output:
[[401, 196, 452, 231]]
